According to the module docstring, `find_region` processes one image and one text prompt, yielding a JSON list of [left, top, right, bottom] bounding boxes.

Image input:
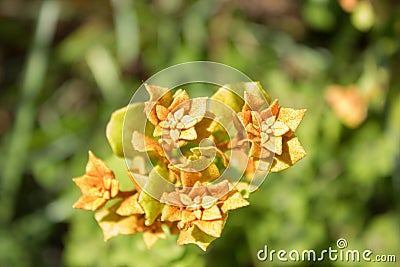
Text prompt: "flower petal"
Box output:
[[116, 193, 144, 216], [188, 97, 207, 121], [73, 195, 107, 211], [144, 83, 172, 107], [201, 205, 222, 221], [277, 107, 307, 133], [86, 151, 115, 179], [272, 121, 290, 136], [264, 135, 283, 155], [180, 127, 197, 140], [161, 205, 182, 221], [220, 191, 249, 213], [177, 225, 216, 251], [193, 218, 225, 237], [144, 101, 159, 126], [181, 170, 202, 187], [73, 176, 102, 196], [270, 135, 307, 172], [169, 89, 190, 111], [95, 204, 139, 241], [156, 104, 169, 121]]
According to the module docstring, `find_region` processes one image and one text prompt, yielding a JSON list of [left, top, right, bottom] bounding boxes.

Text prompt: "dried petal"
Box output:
[[144, 83, 172, 107], [194, 210, 202, 219], [86, 151, 114, 178], [220, 191, 249, 213], [181, 115, 197, 128], [177, 225, 216, 251], [277, 107, 307, 133], [161, 205, 182, 221], [181, 171, 202, 187], [156, 104, 169, 121], [188, 97, 207, 120], [73, 176, 103, 197], [272, 121, 290, 136], [237, 111, 251, 126], [270, 135, 307, 172], [173, 108, 185, 121], [245, 123, 259, 137], [73, 195, 107, 211], [95, 204, 138, 241], [116, 193, 144, 216], [180, 210, 197, 225], [144, 101, 159, 126], [72, 151, 119, 210], [193, 219, 225, 238], [169, 89, 190, 111], [170, 129, 180, 141], [263, 135, 283, 155], [201, 205, 222, 221], [180, 127, 197, 140]]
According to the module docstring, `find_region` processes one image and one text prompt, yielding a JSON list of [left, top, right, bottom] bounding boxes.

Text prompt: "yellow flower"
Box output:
[[73, 151, 119, 210]]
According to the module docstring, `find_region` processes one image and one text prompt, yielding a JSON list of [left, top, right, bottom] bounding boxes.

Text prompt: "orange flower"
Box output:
[[160, 180, 249, 250], [95, 191, 178, 248], [325, 84, 367, 128], [144, 84, 207, 147], [73, 151, 119, 210], [237, 92, 307, 172]]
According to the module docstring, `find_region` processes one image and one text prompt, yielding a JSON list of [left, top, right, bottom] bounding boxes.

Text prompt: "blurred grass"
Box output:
[[0, 0, 400, 266]]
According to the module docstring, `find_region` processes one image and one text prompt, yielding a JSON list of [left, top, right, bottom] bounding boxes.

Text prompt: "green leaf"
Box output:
[[138, 191, 163, 226], [106, 103, 152, 158], [138, 164, 173, 225], [211, 87, 243, 113]]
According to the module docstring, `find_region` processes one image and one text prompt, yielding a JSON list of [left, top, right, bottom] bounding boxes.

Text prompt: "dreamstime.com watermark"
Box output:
[[257, 238, 397, 263]]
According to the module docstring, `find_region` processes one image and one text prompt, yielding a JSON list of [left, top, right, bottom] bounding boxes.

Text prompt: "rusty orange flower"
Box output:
[[95, 191, 178, 248], [73, 81, 307, 251], [237, 92, 307, 172], [73, 151, 119, 210], [160, 180, 249, 250], [144, 84, 207, 147]]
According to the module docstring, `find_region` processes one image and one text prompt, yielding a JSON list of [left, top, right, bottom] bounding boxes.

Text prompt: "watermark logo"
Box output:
[[257, 238, 397, 263]]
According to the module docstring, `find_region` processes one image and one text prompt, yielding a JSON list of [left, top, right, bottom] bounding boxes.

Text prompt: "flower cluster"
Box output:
[[72, 82, 306, 250]]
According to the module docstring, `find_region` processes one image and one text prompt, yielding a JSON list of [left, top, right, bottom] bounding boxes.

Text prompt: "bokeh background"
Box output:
[[1, 0, 399, 266]]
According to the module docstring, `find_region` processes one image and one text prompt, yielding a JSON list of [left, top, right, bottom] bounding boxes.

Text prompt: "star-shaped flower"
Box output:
[[236, 92, 307, 172], [160, 180, 249, 250], [73, 151, 119, 211], [95, 191, 178, 248], [144, 84, 207, 147]]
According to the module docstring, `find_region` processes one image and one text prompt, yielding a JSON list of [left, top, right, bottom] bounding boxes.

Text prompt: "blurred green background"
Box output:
[[0, 0, 399, 266]]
